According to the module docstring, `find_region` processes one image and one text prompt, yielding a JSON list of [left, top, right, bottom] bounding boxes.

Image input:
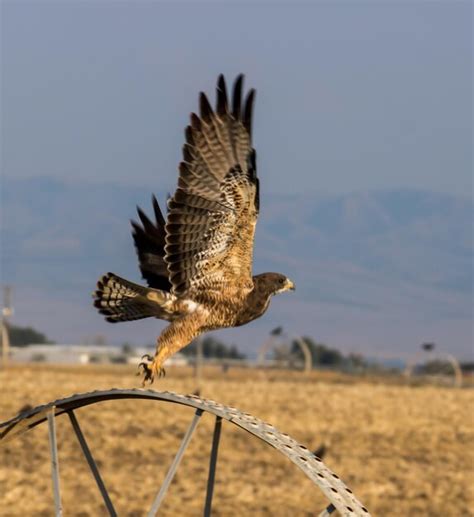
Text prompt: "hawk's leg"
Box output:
[[138, 354, 166, 384], [138, 311, 207, 385]]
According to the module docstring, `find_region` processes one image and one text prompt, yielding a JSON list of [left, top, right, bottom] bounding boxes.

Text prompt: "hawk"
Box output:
[[94, 75, 295, 383]]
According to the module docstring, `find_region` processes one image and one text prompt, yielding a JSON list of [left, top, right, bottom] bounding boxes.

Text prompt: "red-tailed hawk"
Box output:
[[94, 75, 295, 383]]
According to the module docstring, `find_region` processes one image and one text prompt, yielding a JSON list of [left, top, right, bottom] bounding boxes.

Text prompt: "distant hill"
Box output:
[[2, 176, 472, 359]]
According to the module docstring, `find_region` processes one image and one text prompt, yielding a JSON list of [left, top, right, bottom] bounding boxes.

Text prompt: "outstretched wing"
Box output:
[[131, 196, 172, 292], [165, 75, 259, 299]]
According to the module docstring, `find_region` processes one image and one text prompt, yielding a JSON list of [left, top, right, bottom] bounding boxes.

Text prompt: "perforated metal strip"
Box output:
[[0, 389, 370, 516]]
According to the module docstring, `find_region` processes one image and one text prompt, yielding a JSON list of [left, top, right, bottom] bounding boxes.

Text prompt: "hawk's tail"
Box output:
[[93, 272, 174, 323]]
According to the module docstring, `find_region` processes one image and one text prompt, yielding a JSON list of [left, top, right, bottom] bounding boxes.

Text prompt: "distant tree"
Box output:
[[347, 353, 368, 369], [460, 361, 474, 374], [288, 336, 368, 369], [182, 336, 246, 360], [7, 324, 54, 347], [228, 344, 244, 359], [290, 336, 345, 366], [417, 359, 453, 375]]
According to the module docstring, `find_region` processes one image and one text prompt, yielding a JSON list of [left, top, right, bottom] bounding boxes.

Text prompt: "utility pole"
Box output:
[[1, 286, 13, 368], [194, 338, 203, 394]]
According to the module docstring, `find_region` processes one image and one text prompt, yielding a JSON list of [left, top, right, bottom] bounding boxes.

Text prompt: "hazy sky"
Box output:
[[2, 1, 472, 196], [1, 1, 472, 361]]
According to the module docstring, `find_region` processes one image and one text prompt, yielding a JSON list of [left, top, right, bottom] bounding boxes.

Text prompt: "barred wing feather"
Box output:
[[164, 75, 259, 299]]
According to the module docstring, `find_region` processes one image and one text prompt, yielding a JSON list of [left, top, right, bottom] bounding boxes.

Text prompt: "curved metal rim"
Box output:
[[0, 388, 370, 516], [404, 352, 463, 387], [257, 334, 313, 372]]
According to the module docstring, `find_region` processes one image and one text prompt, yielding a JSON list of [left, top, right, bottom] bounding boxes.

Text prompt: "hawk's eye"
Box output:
[[279, 278, 285, 284]]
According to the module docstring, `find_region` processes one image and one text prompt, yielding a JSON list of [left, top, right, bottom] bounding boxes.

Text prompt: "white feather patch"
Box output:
[[183, 300, 200, 313]]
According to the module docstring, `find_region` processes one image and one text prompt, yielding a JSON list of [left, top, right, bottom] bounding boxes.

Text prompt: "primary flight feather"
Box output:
[[93, 75, 295, 383]]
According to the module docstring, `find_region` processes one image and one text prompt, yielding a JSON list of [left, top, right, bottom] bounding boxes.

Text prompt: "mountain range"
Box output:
[[1, 176, 472, 360]]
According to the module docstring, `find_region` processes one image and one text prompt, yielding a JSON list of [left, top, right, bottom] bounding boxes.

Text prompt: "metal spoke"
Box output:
[[147, 409, 203, 516], [67, 411, 117, 517], [204, 416, 222, 516], [1, 390, 371, 516], [47, 408, 63, 517]]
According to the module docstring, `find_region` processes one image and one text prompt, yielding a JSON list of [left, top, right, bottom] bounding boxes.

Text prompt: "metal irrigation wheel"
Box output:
[[0, 389, 370, 516], [404, 353, 462, 388]]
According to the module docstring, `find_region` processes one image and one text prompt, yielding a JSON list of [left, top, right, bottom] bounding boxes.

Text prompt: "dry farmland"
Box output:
[[0, 364, 473, 516]]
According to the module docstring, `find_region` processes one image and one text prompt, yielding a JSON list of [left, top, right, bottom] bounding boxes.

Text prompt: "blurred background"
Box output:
[[0, 2, 473, 515], [2, 0, 472, 364]]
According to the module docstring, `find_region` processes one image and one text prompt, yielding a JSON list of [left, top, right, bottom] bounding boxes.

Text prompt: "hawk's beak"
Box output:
[[286, 279, 296, 291]]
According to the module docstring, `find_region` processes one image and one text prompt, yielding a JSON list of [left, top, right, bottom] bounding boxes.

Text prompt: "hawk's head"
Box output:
[[256, 272, 295, 296]]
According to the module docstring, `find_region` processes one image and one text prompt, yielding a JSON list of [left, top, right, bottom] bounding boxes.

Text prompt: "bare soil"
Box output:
[[0, 364, 472, 516]]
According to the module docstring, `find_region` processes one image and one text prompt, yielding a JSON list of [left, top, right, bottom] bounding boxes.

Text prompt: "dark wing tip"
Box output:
[[185, 125, 195, 145], [152, 194, 165, 226], [182, 143, 193, 163], [199, 92, 213, 120], [136, 206, 150, 226], [216, 74, 228, 116], [232, 74, 244, 120], [243, 88, 256, 138], [190, 112, 202, 130], [130, 219, 142, 235]]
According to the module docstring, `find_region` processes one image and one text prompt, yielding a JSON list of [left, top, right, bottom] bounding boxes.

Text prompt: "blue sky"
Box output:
[[3, 1, 471, 195], [1, 1, 472, 360]]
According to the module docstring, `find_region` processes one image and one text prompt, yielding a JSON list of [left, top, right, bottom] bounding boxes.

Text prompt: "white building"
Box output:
[[11, 344, 123, 364], [10, 344, 190, 366]]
